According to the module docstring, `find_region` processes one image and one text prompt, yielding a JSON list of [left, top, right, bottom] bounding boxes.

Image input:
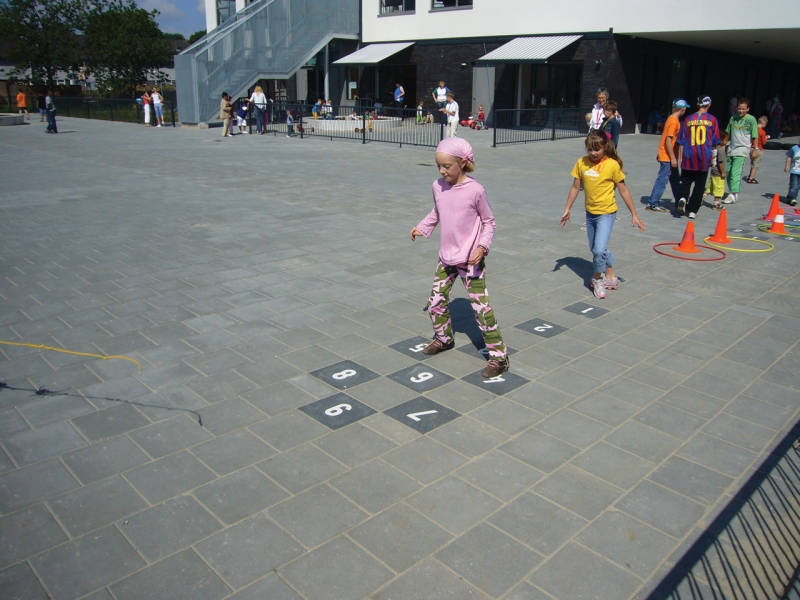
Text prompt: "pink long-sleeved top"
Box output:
[[416, 177, 496, 266]]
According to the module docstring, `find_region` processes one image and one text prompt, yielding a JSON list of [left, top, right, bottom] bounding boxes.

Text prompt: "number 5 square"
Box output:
[[515, 318, 568, 338], [310, 360, 379, 390], [387, 364, 453, 393], [299, 393, 376, 430]]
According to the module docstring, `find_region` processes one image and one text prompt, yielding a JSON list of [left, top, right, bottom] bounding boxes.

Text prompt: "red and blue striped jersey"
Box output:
[[677, 112, 721, 171]]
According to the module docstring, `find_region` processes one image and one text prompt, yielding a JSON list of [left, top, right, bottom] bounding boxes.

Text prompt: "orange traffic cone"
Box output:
[[673, 221, 702, 253], [763, 194, 780, 221], [768, 209, 787, 234], [708, 209, 731, 244]]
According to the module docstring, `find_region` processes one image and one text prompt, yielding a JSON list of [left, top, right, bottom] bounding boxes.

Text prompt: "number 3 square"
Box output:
[[310, 360, 379, 390], [299, 393, 376, 430], [387, 364, 453, 392]]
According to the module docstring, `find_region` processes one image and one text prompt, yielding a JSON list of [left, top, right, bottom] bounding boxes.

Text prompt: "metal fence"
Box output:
[[4, 95, 176, 126], [492, 107, 588, 147], [238, 102, 445, 148]]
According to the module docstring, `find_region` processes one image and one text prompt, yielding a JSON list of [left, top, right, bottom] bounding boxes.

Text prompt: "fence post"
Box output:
[[440, 121, 444, 141], [299, 113, 303, 139], [110, 102, 114, 122], [551, 108, 556, 141], [492, 108, 496, 148], [136, 102, 140, 124], [362, 112, 366, 144], [171, 102, 175, 127], [86, 102, 90, 120], [65, 100, 70, 117]]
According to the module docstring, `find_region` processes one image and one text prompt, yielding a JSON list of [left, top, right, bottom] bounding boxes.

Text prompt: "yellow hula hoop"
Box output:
[[0, 341, 142, 371], [703, 236, 774, 253], [756, 224, 800, 238]]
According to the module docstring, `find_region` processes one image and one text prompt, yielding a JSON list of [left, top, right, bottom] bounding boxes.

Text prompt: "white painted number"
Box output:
[[325, 403, 352, 416], [580, 307, 594, 314], [407, 410, 437, 421], [408, 343, 428, 353], [332, 369, 357, 380], [410, 372, 433, 383], [484, 376, 505, 384], [733, 229, 743, 232], [534, 323, 553, 332]]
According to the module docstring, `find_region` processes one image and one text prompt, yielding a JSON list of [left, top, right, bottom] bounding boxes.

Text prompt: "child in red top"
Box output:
[[478, 105, 486, 128], [747, 115, 769, 184]]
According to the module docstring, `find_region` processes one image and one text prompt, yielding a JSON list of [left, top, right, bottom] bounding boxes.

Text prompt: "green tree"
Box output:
[[188, 29, 206, 45], [0, 0, 83, 85], [84, 0, 172, 97]]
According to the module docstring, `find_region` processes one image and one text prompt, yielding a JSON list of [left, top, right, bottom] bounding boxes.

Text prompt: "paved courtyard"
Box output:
[[1, 117, 799, 600]]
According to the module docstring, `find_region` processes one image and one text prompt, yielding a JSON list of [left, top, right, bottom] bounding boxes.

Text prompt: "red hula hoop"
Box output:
[[653, 242, 726, 261]]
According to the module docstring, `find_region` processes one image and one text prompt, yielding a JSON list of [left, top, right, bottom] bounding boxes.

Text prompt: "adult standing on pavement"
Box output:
[[645, 99, 688, 212], [442, 92, 459, 137], [249, 85, 267, 134], [675, 96, 721, 219], [769, 94, 783, 139], [220, 92, 232, 138], [393, 82, 405, 115], [142, 89, 152, 126], [722, 97, 758, 205], [432, 80, 450, 124], [45, 91, 57, 133], [36, 94, 46, 122], [728, 93, 738, 116], [151, 87, 164, 127], [16, 88, 29, 120], [585, 87, 622, 131]]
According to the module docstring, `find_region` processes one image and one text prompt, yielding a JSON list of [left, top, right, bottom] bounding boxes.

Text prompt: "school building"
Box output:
[[177, 0, 800, 128]]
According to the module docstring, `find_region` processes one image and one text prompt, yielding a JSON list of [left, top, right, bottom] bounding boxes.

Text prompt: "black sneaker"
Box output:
[[646, 205, 667, 212]]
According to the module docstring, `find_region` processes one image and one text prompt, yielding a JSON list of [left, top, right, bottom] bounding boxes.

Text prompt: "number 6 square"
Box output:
[[387, 364, 453, 393], [310, 360, 379, 390], [299, 393, 376, 430]]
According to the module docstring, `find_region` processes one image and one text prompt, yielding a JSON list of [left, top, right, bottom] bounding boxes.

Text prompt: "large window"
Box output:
[[431, 0, 472, 9], [381, 0, 415, 14], [217, 0, 234, 24]]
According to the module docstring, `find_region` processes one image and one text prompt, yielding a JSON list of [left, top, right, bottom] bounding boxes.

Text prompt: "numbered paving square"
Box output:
[[387, 364, 454, 393], [461, 369, 530, 396], [515, 318, 569, 338], [298, 393, 376, 430], [563, 302, 610, 319], [310, 360, 379, 390], [388, 336, 435, 361], [457, 343, 518, 361], [384, 397, 461, 434]]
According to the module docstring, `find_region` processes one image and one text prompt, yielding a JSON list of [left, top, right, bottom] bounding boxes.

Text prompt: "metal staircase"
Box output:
[[175, 0, 359, 123]]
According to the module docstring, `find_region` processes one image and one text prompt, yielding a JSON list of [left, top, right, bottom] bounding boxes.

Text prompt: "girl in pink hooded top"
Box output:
[[410, 137, 509, 379]]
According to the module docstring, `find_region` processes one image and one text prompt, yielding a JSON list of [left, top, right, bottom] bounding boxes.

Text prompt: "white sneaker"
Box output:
[[591, 278, 606, 299], [722, 193, 737, 204], [677, 198, 686, 214], [688, 212, 697, 219], [156, 124, 161, 128]]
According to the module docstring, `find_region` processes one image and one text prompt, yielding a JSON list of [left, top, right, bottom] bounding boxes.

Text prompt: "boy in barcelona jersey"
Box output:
[[675, 96, 721, 219]]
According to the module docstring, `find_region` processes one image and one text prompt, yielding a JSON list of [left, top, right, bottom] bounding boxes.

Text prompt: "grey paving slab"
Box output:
[[194, 466, 289, 524], [370, 558, 488, 599], [570, 441, 656, 489], [615, 481, 706, 538], [70, 403, 150, 442], [0, 504, 68, 569], [228, 573, 302, 600], [436, 522, 542, 598], [604, 420, 683, 464], [0, 457, 79, 513], [0, 561, 51, 599], [535, 409, 612, 449], [241, 380, 318, 416], [109, 548, 231, 600], [676, 433, 759, 478], [195, 513, 304, 588], [648, 456, 734, 506], [31, 525, 145, 600], [16, 394, 96, 428], [195, 397, 267, 435], [128, 413, 213, 458], [424, 379, 496, 414], [499, 428, 580, 473], [3, 420, 87, 466], [118, 495, 222, 562], [702, 412, 776, 453], [249, 410, 328, 450], [280, 536, 393, 600], [407, 475, 502, 534], [533, 464, 623, 520], [48, 475, 147, 537], [382, 436, 468, 484], [468, 398, 542, 435], [257, 443, 347, 493], [61, 435, 150, 484], [330, 459, 420, 513], [505, 381, 574, 415], [313, 422, 397, 466], [124, 450, 216, 504], [191, 429, 276, 475]]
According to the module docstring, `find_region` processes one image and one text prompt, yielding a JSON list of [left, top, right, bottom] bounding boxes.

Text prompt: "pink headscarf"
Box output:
[[436, 137, 475, 165]]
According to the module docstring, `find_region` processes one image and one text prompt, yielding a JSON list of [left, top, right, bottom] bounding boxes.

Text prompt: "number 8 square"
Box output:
[[310, 360, 379, 390]]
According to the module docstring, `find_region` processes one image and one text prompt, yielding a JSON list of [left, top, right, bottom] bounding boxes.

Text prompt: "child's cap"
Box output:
[[697, 96, 712, 107], [673, 99, 689, 109], [436, 137, 475, 165]]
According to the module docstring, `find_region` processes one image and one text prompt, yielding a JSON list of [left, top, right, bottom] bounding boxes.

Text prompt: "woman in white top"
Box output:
[[151, 88, 164, 127], [249, 85, 267, 134], [432, 80, 450, 124], [585, 87, 622, 131]]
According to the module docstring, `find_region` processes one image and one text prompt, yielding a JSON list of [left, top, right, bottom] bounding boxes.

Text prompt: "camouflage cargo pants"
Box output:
[[427, 260, 507, 359]]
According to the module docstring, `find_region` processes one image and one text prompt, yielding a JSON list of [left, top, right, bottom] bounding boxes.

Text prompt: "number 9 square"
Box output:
[[299, 393, 376, 430], [310, 360, 379, 390]]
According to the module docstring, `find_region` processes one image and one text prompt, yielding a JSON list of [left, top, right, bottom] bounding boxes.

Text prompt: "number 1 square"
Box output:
[[384, 397, 460, 434], [310, 360, 379, 390], [563, 302, 609, 319]]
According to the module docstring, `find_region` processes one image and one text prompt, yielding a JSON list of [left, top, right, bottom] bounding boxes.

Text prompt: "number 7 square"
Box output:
[[384, 397, 460, 434], [310, 360, 380, 390]]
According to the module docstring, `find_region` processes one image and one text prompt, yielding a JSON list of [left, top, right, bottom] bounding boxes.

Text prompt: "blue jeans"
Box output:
[[254, 107, 264, 133], [648, 161, 681, 207], [586, 211, 616, 274], [46, 110, 57, 133], [789, 173, 800, 200]]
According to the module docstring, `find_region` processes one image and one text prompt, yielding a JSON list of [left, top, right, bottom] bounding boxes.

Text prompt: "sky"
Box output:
[[140, 0, 207, 37]]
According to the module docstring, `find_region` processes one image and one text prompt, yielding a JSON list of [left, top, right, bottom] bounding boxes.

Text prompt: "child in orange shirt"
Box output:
[[746, 115, 769, 184]]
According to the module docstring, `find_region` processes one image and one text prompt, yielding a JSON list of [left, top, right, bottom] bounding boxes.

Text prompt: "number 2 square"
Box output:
[[515, 318, 568, 338], [387, 364, 453, 393], [310, 360, 379, 390], [299, 393, 376, 430]]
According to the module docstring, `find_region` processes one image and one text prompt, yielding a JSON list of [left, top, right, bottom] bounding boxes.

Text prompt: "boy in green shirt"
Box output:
[[722, 98, 758, 204]]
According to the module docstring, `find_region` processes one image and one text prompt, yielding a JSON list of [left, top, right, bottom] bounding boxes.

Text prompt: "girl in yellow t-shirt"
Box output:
[[560, 131, 645, 299]]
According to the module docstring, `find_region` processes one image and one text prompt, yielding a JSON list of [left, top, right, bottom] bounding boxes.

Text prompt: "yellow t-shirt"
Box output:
[[571, 156, 624, 215]]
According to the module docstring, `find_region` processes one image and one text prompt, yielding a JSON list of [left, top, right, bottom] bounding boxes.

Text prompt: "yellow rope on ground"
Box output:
[[0, 341, 142, 371], [703, 236, 775, 253]]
